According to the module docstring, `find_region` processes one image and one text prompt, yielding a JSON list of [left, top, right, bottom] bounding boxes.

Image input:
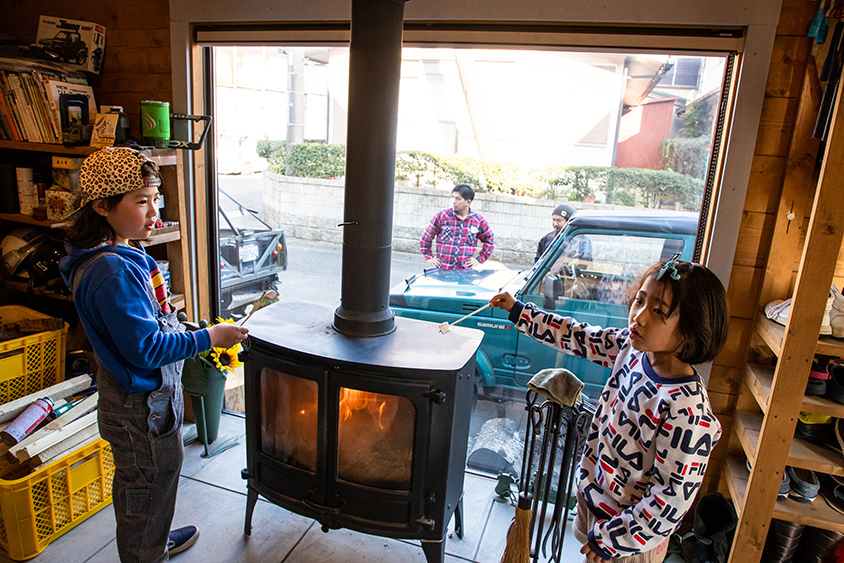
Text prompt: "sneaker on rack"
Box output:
[[830, 285, 844, 338], [819, 474, 844, 515], [765, 288, 836, 336], [786, 466, 820, 503], [825, 364, 844, 405], [806, 361, 830, 396]]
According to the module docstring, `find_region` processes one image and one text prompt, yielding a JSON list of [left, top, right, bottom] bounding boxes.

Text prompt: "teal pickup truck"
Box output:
[[389, 209, 698, 399]]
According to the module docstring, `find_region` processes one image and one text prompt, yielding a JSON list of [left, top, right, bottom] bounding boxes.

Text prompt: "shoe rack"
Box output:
[[719, 52, 844, 562]]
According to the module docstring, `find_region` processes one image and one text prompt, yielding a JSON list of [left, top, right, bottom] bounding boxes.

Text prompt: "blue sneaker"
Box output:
[[167, 525, 199, 556], [786, 467, 820, 503]]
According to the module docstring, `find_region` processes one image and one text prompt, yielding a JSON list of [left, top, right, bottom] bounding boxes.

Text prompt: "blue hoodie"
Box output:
[[59, 243, 212, 393]]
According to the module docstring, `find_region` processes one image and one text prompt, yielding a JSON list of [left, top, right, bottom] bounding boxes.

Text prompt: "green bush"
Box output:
[[266, 143, 703, 210], [270, 142, 346, 178], [257, 139, 285, 159], [547, 165, 704, 209]]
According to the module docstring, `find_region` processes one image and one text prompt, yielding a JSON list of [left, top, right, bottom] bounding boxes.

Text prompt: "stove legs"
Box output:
[[421, 493, 464, 563], [244, 485, 259, 535], [421, 538, 445, 563], [453, 494, 464, 539]]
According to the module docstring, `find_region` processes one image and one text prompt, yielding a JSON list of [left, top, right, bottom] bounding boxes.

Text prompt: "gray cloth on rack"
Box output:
[[527, 368, 583, 407]]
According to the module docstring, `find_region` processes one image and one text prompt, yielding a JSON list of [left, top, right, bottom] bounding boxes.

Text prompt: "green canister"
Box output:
[[140, 100, 171, 148]]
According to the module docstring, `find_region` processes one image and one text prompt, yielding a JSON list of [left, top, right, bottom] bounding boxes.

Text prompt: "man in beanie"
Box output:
[[535, 203, 576, 262]]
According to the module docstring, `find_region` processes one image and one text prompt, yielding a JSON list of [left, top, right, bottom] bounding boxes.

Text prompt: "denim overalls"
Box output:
[[75, 253, 186, 562]]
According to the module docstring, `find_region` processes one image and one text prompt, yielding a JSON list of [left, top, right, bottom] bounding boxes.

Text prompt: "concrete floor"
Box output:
[[1, 408, 585, 563]]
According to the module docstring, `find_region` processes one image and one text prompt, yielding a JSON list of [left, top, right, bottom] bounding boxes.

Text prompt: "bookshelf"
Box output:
[[0, 142, 193, 316]]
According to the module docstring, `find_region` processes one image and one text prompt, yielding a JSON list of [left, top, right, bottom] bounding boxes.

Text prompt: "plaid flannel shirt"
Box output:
[[419, 208, 495, 269]]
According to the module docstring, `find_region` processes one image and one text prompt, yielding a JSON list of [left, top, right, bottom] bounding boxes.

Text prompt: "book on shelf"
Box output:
[[0, 57, 93, 146], [0, 72, 26, 141], [5, 72, 41, 142]]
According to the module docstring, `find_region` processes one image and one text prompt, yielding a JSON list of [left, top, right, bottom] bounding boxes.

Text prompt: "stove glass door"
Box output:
[[337, 387, 415, 490], [259, 367, 318, 471]]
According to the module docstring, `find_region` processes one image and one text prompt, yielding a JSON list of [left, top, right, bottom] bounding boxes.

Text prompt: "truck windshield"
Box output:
[[530, 232, 687, 308]]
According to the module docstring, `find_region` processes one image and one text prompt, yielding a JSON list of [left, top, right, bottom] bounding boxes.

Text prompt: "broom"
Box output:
[[500, 491, 533, 563]]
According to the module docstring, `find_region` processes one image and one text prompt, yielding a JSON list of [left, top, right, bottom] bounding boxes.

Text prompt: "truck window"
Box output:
[[535, 233, 684, 309]]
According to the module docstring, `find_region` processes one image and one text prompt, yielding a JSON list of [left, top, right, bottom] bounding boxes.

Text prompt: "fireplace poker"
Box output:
[[239, 290, 278, 326]]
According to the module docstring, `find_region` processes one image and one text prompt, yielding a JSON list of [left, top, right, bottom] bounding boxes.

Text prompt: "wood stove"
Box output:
[[241, 303, 482, 562], [240, 1, 485, 561]]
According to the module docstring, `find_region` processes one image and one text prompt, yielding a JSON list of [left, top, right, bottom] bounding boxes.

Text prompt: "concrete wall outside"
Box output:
[[261, 172, 626, 267]]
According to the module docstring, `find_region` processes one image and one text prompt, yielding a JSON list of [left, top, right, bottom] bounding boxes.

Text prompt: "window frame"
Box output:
[[168, 2, 780, 322]]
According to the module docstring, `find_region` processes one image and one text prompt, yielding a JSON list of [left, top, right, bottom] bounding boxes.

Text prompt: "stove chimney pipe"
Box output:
[[333, 0, 407, 337]]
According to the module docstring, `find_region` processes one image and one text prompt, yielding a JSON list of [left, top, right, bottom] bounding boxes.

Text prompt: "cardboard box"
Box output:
[[51, 156, 82, 193], [44, 188, 80, 221], [36, 16, 106, 74]]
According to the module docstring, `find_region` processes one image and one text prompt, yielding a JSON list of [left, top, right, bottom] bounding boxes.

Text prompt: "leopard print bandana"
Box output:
[[79, 147, 161, 206]]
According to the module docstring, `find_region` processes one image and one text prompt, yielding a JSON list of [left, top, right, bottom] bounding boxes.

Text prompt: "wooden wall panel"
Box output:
[[777, 0, 821, 36], [0, 0, 172, 140], [754, 97, 800, 156], [728, 264, 765, 320], [744, 155, 786, 214], [766, 36, 812, 98], [733, 211, 775, 268]]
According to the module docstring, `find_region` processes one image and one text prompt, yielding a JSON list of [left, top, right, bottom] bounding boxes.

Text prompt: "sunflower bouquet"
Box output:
[[195, 317, 244, 374]]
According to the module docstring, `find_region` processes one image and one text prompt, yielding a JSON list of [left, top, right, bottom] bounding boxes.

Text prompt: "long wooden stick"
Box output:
[[451, 303, 493, 327]]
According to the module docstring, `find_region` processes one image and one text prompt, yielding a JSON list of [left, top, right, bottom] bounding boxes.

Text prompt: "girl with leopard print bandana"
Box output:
[[58, 147, 247, 562]]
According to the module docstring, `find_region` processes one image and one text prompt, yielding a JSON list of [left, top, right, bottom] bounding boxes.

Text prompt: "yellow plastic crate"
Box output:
[[0, 306, 68, 403], [0, 439, 114, 560]]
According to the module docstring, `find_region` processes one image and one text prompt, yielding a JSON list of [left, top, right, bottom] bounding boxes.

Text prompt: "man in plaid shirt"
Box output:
[[420, 184, 495, 270]]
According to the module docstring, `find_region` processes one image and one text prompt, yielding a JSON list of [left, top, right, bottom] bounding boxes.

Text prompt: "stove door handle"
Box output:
[[303, 495, 342, 516], [423, 389, 446, 404]]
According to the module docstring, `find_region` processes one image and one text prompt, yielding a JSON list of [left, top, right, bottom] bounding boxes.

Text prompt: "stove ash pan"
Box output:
[[241, 302, 483, 555]]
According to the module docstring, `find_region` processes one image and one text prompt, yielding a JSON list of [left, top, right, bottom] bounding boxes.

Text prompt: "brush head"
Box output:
[[438, 321, 451, 334]]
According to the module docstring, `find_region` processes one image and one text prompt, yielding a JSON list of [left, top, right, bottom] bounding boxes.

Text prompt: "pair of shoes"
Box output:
[[786, 466, 820, 503], [763, 519, 804, 562], [796, 412, 834, 446], [830, 285, 844, 338], [806, 361, 830, 396], [835, 418, 844, 459], [765, 288, 836, 336], [797, 526, 844, 562], [819, 474, 844, 514], [825, 364, 844, 404], [167, 525, 199, 556], [679, 493, 737, 563]]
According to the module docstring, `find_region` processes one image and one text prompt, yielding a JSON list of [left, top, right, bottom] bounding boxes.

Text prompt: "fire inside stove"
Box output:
[[259, 368, 416, 489]]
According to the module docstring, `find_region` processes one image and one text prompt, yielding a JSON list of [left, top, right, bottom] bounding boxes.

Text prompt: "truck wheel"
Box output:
[[74, 50, 88, 65]]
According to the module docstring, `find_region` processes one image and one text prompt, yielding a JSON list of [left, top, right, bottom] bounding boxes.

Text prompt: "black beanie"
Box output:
[[552, 204, 576, 219]]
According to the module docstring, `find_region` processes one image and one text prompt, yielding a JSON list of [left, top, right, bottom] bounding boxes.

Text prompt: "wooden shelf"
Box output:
[[734, 410, 844, 478], [724, 456, 844, 534], [744, 363, 844, 418], [0, 140, 98, 156], [755, 313, 844, 358], [0, 279, 73, 302], [0, 213, 63, 229], [171, 293, 185, 310], [144, 225, 181, 246]]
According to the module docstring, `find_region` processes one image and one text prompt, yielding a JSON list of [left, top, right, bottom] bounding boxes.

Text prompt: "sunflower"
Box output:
[[215, 317, 235, 325], [210, 344, 243, 373]]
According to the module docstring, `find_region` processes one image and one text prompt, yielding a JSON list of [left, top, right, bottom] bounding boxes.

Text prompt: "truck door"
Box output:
[[513, 231, 693, 399]]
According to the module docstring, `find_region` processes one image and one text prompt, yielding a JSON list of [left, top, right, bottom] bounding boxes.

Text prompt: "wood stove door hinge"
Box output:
[[423, 389, 446, 404]]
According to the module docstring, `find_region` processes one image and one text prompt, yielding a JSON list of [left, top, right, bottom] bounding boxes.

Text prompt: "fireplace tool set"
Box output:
[[508, 373, 595, 562]]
